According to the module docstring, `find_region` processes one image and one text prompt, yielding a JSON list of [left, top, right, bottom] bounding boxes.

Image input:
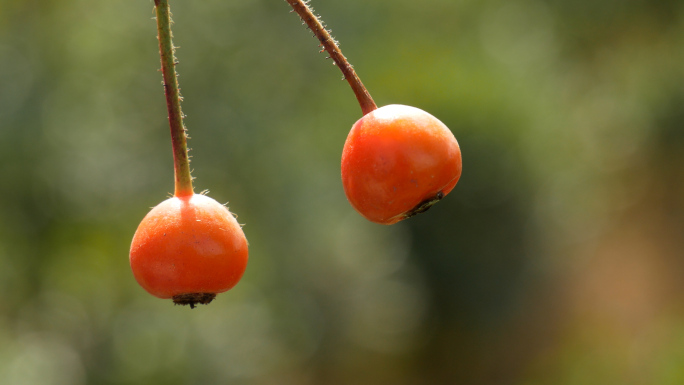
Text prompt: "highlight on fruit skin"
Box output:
[[129, 193, 248, 308], [341, 104, 462, 225]]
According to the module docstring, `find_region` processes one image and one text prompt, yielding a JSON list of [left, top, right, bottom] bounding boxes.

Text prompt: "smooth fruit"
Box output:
[[129, 193, 248, 307], [341, 104, 462, 225]]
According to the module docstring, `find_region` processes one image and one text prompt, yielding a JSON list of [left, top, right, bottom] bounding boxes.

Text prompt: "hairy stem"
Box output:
[[285, 0, 377, 115], [155, 0, 194, 197]]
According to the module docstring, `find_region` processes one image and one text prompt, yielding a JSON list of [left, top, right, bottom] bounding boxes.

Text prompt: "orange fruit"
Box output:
[[341, 104, 462, 225], [129, 193, 248, 307]]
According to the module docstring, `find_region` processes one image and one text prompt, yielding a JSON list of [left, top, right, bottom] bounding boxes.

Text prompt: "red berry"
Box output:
[[341, 104, 462, 225], [129, 193, 248, 308]]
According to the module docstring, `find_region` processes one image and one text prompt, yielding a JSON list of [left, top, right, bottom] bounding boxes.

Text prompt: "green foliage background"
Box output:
[[1, 0, 684, 384]]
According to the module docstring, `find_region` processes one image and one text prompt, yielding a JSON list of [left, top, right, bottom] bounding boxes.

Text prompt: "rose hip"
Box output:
[[342, 104, 462, 224]]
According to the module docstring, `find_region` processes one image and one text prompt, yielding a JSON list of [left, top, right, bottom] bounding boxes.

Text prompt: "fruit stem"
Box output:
[[155, 0, 194, 197], [285, 0, 377, 115]]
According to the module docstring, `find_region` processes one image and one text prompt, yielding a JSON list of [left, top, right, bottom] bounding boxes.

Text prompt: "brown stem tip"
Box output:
[[155, 0, 194, 197], [172, 293, 216, 309], [285, 0, 377, 115]]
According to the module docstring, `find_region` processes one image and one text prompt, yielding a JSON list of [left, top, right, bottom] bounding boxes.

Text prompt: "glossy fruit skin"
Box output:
[[341, 104, 462, 225], [129, 194, 248, 299]]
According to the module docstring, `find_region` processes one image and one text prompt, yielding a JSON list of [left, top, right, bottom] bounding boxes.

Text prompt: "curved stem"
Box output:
[[155, 0, 194, 197], [285, 0, 377, 115]]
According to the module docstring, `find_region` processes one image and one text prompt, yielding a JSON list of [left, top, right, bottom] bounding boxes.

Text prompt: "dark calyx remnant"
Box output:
[[405, 191, 445, 219], [173, 293, 216, 309]]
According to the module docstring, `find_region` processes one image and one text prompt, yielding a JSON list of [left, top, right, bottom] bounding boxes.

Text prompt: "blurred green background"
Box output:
[[1, 0, 684, 384]]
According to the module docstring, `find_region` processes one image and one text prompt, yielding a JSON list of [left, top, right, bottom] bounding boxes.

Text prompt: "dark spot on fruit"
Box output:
[[172, 293, 216, 309], [405, 191, 444, 219]]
